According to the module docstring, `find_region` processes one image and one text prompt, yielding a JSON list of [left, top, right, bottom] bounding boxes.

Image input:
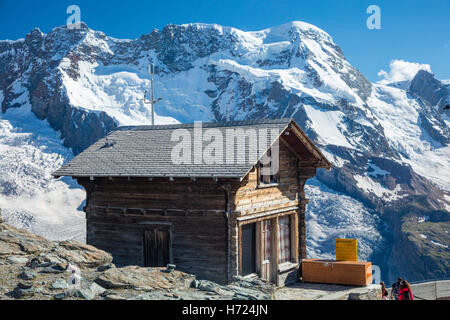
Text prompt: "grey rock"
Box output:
[[89, 282, 106, 296], [95, 265, 195, 290], [103, 294, 126, 300], [13, 288, 34, 298], [55, 241, 113, 268], [53, 291, 71, 300], [39, 265, 65, 274], [232, 293, 258, 300], [191, 279, 200, 289], [74, 288, 95, 300], [6, 256, 29, 265], [50, 279, 69, 290], [28, 254, 67, 270], [17, 282, 33, 289], [166, 264, 176, 272], [347, 285, 382, 300], [34, 287, 49, 295], [19, 271, 38, 280], [128, 292, 172, 300], [195, 280, 235, 296], [227, 285, 271, 300], [97, 263, 115, 272]]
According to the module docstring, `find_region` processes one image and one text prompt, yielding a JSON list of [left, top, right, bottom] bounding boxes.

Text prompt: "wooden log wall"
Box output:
[[233, 141, 301, 215], [78, 177, 229, 284]]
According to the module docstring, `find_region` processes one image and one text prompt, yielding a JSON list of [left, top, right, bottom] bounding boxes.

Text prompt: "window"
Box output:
[[278, 216, 291, 264], [262, 220, 271, 262], [259, 148, 280, 185]]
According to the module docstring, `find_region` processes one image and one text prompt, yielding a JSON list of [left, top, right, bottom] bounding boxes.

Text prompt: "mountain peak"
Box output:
[[268, 20, 330, 36], [410, 69, 449, 108]]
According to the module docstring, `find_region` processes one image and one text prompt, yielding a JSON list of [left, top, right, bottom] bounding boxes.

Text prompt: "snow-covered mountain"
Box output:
[[0, 21, 448, 282]]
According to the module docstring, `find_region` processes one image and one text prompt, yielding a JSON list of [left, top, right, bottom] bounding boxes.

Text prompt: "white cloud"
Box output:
[[377, 59, 432, 84]]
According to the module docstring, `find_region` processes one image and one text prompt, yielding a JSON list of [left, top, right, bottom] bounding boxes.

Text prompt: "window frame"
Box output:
[[257, 148, 280, 187], [277, 215, 292, 264]]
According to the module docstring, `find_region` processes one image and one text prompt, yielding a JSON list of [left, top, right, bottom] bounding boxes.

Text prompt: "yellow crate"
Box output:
[[335, 239, 357, 261]]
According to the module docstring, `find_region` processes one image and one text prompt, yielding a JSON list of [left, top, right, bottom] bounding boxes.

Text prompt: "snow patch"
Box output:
[[354, 174, 404, 201], [367, 162, 390, 177], [304, 105, 353, 148], [430, 240, 448, 248]]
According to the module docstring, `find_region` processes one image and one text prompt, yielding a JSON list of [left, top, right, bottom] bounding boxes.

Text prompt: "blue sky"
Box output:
[[0, 0, 449, 82]]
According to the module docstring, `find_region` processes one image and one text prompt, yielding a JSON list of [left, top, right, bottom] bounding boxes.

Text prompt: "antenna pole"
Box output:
[[150, 64, 155, 126], [143, 63, 163, 126]]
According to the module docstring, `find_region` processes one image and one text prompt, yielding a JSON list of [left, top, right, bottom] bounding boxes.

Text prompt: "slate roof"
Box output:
[[53, 118, 329, 179]]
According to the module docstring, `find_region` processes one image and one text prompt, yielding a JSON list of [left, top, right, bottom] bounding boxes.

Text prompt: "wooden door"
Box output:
[[241, 223, 256, 276], [144, 227, 170, 267]]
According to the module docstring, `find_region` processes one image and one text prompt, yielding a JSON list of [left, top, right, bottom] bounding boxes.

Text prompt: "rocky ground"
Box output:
[[0, 216, 274, 300]]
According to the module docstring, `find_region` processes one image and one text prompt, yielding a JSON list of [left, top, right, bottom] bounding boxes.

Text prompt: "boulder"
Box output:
[[89, 282, 106, 296], [193, 280, 235, 296], [166, 264, 176, 273], [53, 291, 71, 300], [32, 252, 68, 267], [18, 271, 38, 280], [55, 241, 113, 269], [13, 288, 35, 299], [97, 263, 115, 272], [95, 266, 195, 290], [17, 282, 33, 289], [347, 284, 382, 300], [74, 288, 95, 300], [228, 276, 275, 300], [39, 265, 65, 274], [0, 224, 54, 256], [50, 279, 69, 290], [129, 292, 174, 300], [6, 256, 29, 265], [103, 293, 127, 300]]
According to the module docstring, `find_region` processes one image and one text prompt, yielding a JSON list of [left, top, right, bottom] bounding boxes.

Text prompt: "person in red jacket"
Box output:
[[380, 281, 389, 300], [399, 280, 414, 300]]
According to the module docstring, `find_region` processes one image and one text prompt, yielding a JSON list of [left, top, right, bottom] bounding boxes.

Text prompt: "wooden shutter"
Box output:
[[262, 220, 271, 262]]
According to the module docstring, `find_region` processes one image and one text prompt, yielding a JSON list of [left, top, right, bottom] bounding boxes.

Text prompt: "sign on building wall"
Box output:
[[335, 239, 358, 261]]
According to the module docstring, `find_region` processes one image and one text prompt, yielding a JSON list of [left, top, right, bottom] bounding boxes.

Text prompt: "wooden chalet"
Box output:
[[54, 119, 331, 286]]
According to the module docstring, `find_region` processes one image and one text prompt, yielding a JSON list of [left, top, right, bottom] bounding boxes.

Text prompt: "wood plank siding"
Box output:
[[78, 177, 230, 284], [227, 140, 311, 285]]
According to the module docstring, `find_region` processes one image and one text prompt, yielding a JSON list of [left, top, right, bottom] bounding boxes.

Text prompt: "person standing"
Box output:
[[399, 280, 414, 300], [380, 281, 389, 300], [391, 278, 402, 300]]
